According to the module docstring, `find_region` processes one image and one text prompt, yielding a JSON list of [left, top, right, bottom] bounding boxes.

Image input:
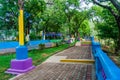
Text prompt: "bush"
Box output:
[[55, 41, 62, 47], [39, 44, 45, 50], [30, 33, 41, 40], [56, 42, 59, 47]]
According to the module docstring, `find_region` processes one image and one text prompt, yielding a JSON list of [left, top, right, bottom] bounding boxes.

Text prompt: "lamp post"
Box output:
[[6, 0, 35, 74]]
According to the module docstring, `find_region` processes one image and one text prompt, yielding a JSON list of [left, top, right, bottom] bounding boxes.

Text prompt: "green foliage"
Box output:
[[24, 0, 46, 36], [79, 20, 91, 37], [89, 0, 120, 55], [0, 0, 91, 41], [55, 41, 62, 47], [92, 6, 118, 40], [39, 44, 45, 50], [96, 23, 118, 40], [0, 0, 18, 40], [0, 0, 18, 30], [0, 0, 46, 40], [29, 33, 37, 40]]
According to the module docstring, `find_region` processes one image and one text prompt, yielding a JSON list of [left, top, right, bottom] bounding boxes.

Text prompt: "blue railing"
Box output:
[[0, 41, 19, 49], [91, 37, 120, 80], [29, 40, 50, 46]]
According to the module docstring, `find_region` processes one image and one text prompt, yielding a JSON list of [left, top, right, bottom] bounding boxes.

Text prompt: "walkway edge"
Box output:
[[60, 59, 95, 63]]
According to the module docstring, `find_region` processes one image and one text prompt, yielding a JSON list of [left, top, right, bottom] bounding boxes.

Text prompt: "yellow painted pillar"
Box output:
[[19, 10, 24, 45]]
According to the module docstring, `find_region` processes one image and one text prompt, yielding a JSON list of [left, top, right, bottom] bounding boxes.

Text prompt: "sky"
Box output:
[[118, 0, 120, 2], [80, 2, 93, 9]]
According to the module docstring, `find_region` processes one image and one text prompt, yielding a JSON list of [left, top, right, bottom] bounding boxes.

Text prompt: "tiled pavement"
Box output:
[[11, 46, 96, 80], [13, 63, 94, 80], [56, 46, 92, 59]]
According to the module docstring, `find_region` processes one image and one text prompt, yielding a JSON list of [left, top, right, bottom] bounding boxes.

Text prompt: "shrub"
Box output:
[[55, 41, 62, 47], [39, 44, 45, 50]]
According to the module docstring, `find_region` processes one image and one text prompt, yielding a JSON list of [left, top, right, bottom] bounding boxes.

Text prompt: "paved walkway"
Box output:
[[10, 45, 96, 80]]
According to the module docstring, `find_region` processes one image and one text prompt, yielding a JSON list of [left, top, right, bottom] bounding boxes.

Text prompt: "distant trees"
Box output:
[[0, 0, 91, 41]]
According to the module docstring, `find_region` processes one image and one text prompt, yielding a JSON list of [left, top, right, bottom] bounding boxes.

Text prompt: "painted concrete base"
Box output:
[[16, 46, 28, 60], [6, 58, 35, 74]]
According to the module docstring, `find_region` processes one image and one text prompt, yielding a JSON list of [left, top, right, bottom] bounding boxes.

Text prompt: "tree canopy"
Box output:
[[89, 0, 120, 54], [0, 0, 92, 40]]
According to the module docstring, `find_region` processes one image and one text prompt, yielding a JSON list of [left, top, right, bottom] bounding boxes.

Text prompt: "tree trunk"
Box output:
[[42, 29, 46, 40], [26, 19, 30, 35], [117, 30, 120, 55], [75, 31, 78, 41], [74, 29, 80, 41], [115, 16, 120, 55]]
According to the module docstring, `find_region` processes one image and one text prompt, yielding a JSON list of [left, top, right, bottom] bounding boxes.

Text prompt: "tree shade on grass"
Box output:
[[0, 43, 74, 80]]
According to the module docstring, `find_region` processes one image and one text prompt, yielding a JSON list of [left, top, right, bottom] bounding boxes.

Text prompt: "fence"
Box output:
[[91, 37, 120, 80], [0, 39, 62, 50]]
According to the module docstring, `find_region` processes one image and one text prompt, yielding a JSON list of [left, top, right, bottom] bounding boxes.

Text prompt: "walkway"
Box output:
[[11, 45, 96, 80]]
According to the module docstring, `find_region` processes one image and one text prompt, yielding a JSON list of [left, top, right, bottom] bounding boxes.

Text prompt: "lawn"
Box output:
[[0, 43, 74, 80]]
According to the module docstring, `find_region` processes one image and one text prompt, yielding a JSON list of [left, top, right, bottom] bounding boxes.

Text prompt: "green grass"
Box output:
[[0, 43, 74, 80], [0, 54, 15, 80], [50, 39, 62, 43], [29, 43, 70, 65]]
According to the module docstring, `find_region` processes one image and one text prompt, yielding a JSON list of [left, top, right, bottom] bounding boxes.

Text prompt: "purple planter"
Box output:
[[6, 58, 35, 74]]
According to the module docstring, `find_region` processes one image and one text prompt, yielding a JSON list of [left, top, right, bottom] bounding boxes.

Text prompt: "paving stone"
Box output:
[[56, 46, 93, 59], [10, 46, 95, 80]]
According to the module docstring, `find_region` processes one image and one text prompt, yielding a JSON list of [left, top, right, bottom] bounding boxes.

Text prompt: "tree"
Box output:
[[0, 0, 46, 40], [90, 0, 120, 55], [0, 0, 93, 42], [79, 20, 91, 37], [71, 9, 90, 39], [24, 0, 46, 35], [62, 0, 80, 37], [39, 0, 82, 39], [92, 6, 118, 47], [0, 0, 18, 40]]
